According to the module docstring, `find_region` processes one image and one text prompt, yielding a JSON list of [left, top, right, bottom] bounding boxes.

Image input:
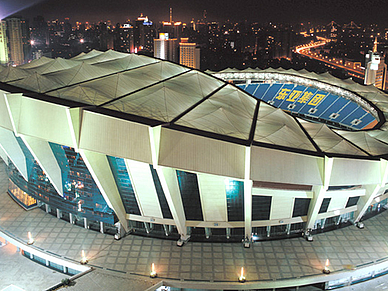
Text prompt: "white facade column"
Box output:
[[354, 184, 380, 223], [66, 108, 83, 151], [244, 146, 252, 245], [79, 149, 128, 232], [69, 213, 75, 224], [124, 159, 163, 218], [20, 135, 64, 196], [156, 166, 188, 242], [100, 221, 105, 234], [149, 126, 188, 243], [0, 126, 28, 180], [306, 156, 333, 230], [0, 145, 8, 165], [354, 159, 388, 223]]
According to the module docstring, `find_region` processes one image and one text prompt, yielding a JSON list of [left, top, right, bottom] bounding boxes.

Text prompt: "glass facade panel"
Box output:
[[225, 179, 244, 221], [49, 261, 64, 272], [107, 155, 141, 215], [176, 170, 203, 221], [252, 226, 267, 239], [271, 224, 287, 236], [290, 222, 305, 233], [8, 179, 37, 209], [7, 138, 115, 225], [325, 215, 340, 228]]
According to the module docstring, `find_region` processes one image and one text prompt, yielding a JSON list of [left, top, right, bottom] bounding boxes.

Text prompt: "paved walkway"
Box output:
[[1, 160, 388, 290]]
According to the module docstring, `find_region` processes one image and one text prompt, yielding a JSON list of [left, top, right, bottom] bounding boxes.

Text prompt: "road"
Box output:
[[294, 37, 364, 79]]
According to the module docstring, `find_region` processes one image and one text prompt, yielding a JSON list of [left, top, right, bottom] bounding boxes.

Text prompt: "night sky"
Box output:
[[2, 0, 388, 25]]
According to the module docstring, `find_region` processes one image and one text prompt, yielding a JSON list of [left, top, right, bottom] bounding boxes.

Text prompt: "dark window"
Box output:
[[328, 185, 356, 191], [346, 196, 360, 208], [292, 198, 311, 217], [149, 165, 173, 219], [319, 198, 331, 213], [252, 195, 271, 220], [107, 156, 141, 215], [176, 170, 203, 221]]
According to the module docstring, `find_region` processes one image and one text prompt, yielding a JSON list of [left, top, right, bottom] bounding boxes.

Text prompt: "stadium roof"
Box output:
[[1, 50, 388, 158]]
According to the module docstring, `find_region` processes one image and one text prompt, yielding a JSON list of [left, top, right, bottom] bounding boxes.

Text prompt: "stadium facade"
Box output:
[[1, 50, 388, 245]]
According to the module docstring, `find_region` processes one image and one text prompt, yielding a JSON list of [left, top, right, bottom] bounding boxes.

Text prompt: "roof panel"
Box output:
[[176, 84, 256, 140], [80, 49, 128, 64], [254, 103, 316, 151], [301, 121, 367, 156], [9, 72, 65, 93], [71, 49, 104, 60], [91, 54, 159, 72], [0, 66, 32, 82], [103, 77, 205, 122], [336, 130, 388, 156]]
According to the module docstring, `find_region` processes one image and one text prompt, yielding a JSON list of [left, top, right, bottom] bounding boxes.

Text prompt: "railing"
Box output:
[[0, 226, 91, 276], [144, 255, 388, 290]]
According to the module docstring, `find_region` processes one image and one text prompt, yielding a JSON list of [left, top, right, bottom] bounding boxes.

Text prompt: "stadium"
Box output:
[[1, 49, 388, 247]]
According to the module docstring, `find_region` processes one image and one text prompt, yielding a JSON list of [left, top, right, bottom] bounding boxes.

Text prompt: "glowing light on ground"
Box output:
[[150, 263, 157, 278], [80, 250, 88, 264], [238, 267, 246, 283], [27, 231, 34, 245]]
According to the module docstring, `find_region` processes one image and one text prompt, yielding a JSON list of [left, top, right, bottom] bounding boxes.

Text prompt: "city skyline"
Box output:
[[4, 0, 388, 25]]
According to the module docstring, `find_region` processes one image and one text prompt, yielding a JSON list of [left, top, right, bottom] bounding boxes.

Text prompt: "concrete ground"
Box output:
[[0, 242, 67, 291], [1, 160, 388, 290]]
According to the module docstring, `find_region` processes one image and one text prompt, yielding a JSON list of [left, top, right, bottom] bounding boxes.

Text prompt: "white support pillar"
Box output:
[[0, 145, 8, 165], [79, 149, 128, 232], [0, 126, 28, 180], [149, 126, 188, 244], [4, 93, 23, 136], [306, 157, 333, 230], [244, 146, 252, 246], [66, 108, 83, 151], [20, 134, 64, 196], [354, 159, 388, 223], [354, 184, 381, 223], [156, 166, 188, 243], [69, 213, 75, 224]]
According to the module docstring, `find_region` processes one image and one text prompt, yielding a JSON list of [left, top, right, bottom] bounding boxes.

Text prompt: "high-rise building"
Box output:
[[179, 38, 200, 69], [154, 33, 178, 62], [364, 37, 387, 90], [6, 17, 25, 66], [114, 23, 134, 53], [20, 18, 31, 63], [0, 20, 8, 65], [160, 9, 183, 41], [133, 14, 156, 53]]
